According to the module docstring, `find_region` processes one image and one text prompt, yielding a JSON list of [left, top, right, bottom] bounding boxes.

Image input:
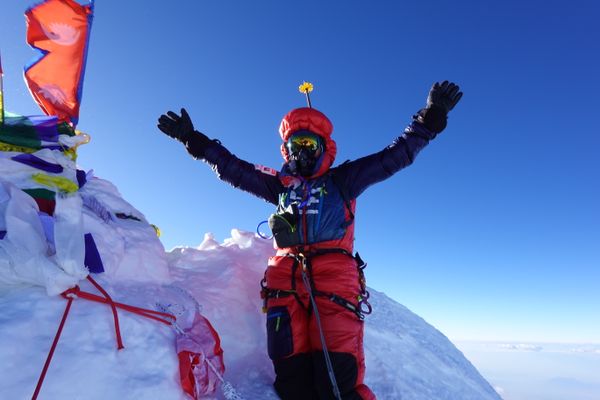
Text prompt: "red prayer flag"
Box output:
[[24, 0, 93, 126]]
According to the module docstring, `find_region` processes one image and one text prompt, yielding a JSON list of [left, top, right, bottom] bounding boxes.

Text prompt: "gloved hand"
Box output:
[[158, 108, 195, 143], [415, 81, 463, 134], [158, 108, 212, 158], [427, 81, 462, 114]]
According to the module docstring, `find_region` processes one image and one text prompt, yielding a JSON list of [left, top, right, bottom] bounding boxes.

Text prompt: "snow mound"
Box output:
[[0, 145, 170, 295], [167, 231, 502, 400], [79, 175, 170, 283]]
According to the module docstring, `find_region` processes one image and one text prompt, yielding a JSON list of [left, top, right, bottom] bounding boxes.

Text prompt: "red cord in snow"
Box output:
[[31, 290, 75, 400], [86, 275, 125, 349], [31, 276, 176, 400]]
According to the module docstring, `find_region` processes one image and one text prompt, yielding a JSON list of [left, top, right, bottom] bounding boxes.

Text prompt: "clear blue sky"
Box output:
[[1, 0, 598, 343]]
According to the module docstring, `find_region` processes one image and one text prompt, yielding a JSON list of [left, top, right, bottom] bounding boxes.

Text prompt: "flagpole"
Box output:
[[0, 50, 4, 126]]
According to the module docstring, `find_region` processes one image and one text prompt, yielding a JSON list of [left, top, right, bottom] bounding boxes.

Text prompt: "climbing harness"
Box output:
[[261, 249, 372, 320]]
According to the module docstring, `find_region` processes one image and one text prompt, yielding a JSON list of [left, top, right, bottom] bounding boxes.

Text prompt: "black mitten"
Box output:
[[158, 108, 212, 158], [414, 81, 463, 134]]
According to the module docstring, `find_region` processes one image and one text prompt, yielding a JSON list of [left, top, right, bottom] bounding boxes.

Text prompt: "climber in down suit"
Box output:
[[158, 81, 462, 400]]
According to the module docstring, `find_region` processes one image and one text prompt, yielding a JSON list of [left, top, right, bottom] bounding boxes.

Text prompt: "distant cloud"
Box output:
[[498, 343, 543, 352], [494, 343, 600, 354], [567, 346, 600, 354]]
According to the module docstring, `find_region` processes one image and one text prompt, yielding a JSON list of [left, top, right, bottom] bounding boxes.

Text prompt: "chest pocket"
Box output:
[[271, 177, 348, 246], [308, 180, 347, 243]]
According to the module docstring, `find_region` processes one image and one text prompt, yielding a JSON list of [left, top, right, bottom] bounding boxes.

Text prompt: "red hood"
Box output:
[[279, 107, 337, 178]]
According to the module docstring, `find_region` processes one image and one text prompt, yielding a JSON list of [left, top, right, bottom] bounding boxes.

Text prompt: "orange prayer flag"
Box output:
[[24, 0, 93, 127]]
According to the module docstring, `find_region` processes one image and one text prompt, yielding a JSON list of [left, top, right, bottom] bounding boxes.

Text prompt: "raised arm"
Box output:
[[157, 108, 283, 204], [335, 81, 463, 199]]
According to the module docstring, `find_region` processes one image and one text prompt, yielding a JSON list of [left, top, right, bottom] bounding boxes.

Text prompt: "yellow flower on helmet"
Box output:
[[298, 81, 314, 94]]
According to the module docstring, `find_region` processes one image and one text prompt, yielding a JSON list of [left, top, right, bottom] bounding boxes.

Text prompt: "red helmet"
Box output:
[[279, 107, 337, 177]]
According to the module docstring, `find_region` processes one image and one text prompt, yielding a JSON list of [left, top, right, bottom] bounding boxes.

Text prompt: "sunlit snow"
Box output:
[[0, 149, 500, 399]]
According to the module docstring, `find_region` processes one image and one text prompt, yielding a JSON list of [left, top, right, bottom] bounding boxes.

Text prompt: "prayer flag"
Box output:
[[24, 0, 93, 126]]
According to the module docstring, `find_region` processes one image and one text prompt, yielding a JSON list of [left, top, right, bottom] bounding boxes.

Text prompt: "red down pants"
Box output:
[[264, 252, 375, 400]]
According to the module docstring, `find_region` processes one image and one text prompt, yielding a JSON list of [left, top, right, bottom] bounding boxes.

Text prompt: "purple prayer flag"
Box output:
[[84, 233, 104, 273], [11, 153, 63, 173], [76, 169, 87, 188], [25, 114, 61, 142]]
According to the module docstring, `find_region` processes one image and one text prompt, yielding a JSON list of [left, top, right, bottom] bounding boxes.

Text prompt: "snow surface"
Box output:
[[0, 146, 501, 399]]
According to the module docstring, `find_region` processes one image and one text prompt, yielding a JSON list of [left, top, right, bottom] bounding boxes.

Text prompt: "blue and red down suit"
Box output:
[[196, 107, 436, 399]]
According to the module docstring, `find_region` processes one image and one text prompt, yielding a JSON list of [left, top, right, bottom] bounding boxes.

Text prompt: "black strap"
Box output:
[[310, 247, 353, 258], [313, 289, 365, 320]]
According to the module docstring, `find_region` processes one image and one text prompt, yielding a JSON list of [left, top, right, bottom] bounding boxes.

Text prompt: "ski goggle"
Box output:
[[286, 133, 323, 153]]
